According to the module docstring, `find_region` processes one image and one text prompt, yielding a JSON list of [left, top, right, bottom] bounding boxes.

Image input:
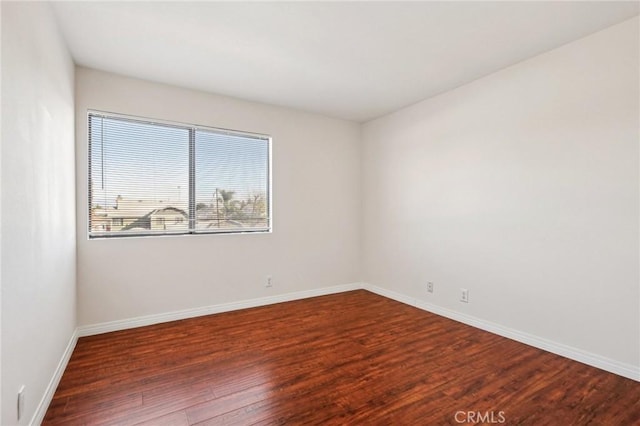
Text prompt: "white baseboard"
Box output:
[[362, 283, 640, 382], [77, 282, 362, 337], [30, 329, 79, 426]]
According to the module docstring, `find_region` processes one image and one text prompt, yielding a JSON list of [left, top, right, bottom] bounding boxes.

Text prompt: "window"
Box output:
[[88, 111, 271, 238]]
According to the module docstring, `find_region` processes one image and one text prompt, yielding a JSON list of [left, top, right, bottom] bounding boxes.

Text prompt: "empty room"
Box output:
[[1, 1, 639, 425]]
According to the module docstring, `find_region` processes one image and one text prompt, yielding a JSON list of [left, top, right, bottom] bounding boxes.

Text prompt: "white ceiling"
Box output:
[[51, 1, 639, 122]]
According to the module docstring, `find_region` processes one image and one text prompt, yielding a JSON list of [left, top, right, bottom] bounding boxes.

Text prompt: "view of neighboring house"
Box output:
[[91, 193, 268, 233], [91, 197, 188, 233]]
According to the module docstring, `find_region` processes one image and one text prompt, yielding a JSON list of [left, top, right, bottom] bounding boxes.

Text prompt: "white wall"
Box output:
[[75, 68, 361, 326], [362, 17, 639, 369], [1, 2, 76, 424]]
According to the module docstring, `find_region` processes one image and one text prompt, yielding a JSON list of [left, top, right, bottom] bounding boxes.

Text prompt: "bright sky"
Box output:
[[90, 116, 269, 209]]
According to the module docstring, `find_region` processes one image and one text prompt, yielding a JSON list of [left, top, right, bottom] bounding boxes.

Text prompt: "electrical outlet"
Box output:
[[17, 385, 25, 422], [265, 275, 273, 288], [460, 288, 469, 303], [427, 282, 434, 293]]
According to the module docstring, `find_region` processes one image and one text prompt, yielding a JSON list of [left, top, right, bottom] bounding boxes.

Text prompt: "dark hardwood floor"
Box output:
[[44, 290, 640, 425]]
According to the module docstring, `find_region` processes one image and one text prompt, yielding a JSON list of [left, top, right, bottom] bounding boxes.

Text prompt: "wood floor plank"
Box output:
[[43, 290, 640, 425], [134, 410, 190, 426]]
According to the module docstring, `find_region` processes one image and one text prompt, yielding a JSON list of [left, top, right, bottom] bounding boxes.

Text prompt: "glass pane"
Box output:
[[195, 130, 269, 232], [89, 116, 190, 236]]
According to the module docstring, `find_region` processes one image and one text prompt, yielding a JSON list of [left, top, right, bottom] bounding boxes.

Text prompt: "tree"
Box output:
[[212, 189, 267, 226], [248, 193, 267, 225], [218, 189, 236, 217]]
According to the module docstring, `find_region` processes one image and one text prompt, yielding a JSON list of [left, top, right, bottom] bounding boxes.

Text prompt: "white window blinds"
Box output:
[[88, 112, 271, 238]]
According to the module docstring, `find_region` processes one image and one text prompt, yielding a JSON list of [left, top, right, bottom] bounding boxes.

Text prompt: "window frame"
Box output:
[[87, 110, 272, 239]]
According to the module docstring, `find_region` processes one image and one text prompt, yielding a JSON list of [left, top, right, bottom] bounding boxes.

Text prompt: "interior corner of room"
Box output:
[[1, 1, 639, 425]]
